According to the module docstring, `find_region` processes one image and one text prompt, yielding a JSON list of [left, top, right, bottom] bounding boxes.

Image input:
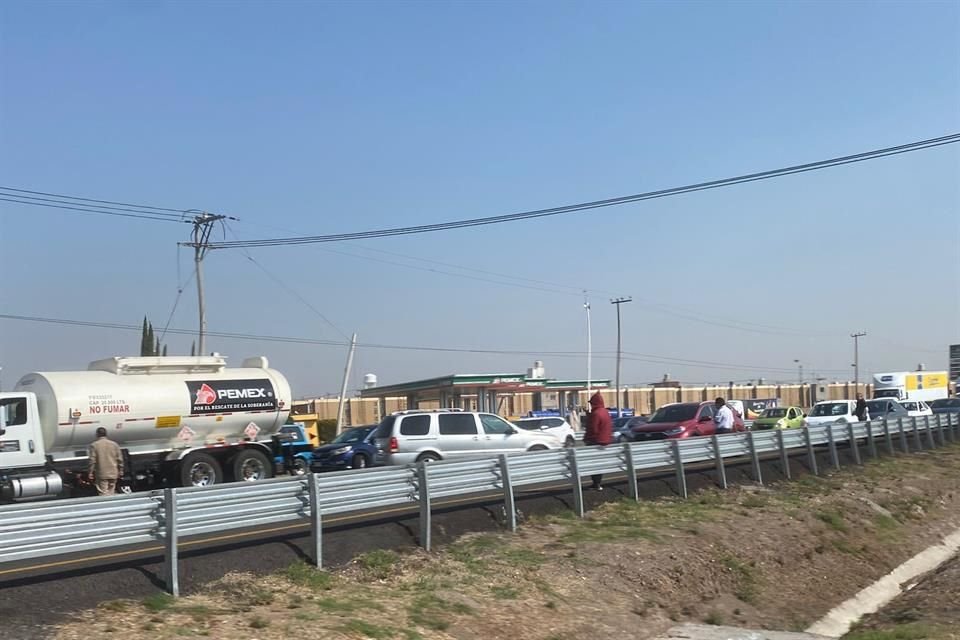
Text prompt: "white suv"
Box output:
[[373, 409, 563, 465], [512, 416, 577, 448], [803, 400, 859, 426]]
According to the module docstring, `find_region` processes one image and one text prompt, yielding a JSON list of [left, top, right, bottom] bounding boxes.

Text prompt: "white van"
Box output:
[[373, 409, 562, 465]]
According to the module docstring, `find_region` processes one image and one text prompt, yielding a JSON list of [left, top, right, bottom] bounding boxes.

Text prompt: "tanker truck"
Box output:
[[0, 354, 292, 500]]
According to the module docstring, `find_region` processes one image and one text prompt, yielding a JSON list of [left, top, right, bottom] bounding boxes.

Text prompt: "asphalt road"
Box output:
[[0, 446, 855, 640]]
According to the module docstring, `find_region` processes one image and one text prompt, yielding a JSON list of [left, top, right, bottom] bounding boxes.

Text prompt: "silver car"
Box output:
[[373, 409, 562, 465]]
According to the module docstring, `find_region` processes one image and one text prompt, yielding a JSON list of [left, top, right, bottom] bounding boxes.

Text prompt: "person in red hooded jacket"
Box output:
[[583, 392, 613, 490]]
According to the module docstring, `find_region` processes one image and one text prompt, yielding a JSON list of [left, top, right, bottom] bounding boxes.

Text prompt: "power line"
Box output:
[[232, 220, 840, 336], [208, 133, 960, 248], [224, 224, 350, 340], [0, 191, 187, 219], [0, 196, 189, 223], [0, 312, 856, 375], [0, 185, 193, 213]]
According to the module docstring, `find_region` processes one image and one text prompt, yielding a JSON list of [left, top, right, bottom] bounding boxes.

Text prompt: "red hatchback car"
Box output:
[[630, 401, 745, 441]]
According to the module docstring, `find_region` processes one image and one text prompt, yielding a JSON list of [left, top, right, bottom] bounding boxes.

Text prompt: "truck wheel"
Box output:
[[291, 457, 310, 476], [180, 453, 222, 487], [233, 449, 273, 482]]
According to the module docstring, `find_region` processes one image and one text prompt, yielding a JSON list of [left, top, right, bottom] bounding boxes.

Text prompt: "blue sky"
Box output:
[[1, 0, 958, 396]]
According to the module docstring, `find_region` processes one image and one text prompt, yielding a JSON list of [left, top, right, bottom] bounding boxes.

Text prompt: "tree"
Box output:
[[140, 317, 150, 356], [146, 323, 155, 356], [138, 317, 168, 356]]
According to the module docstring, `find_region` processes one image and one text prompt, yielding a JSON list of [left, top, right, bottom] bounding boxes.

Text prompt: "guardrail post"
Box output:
[[950, 413, 957, 442], [498, 455, 517, 532], [163, 488, 179, 597], [747, 432, 762, 485], [924, 415, 936, 449], [567, 447, 584, 518], [847, 423, 861, 465], [776, 430, 790, 480], [866, 420, 877, 459], [938, 414, 948, 444], [882, 419, 892, 456], [308, 474, 322, 568], [803, 427, 818, 476], [711, 435, 727, 489], [912, 416, 923, 451], [827, 424, 840, 470], [671, 440, 687, 499], [898, 417, 908, 453], [623, 443, 639, 502], [416, 462, 431, 551]]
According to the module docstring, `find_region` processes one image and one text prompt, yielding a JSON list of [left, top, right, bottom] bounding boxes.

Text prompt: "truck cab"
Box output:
[[0, 392, 61, 499]]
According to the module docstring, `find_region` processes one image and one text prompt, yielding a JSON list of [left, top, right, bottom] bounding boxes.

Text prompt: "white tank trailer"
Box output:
[[0, 355, 292, 500]]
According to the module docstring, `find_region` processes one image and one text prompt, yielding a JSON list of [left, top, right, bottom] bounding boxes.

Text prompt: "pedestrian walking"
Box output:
[[713, 397, 735, 434], [567, 405, 581, 433], [583, 392, 612, 490], [89, 427, 123, 496], [854, 393, 869, 422]]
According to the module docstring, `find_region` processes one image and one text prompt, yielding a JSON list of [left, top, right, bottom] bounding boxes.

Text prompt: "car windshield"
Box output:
[[373, 416, 396, 439], [649, 404, 699, 423], [865, 401, 891, 415], [278, 425, 303, 441], [811, 403, 848, 417], [931, 399, 960, 409], [515, 419, 548, 430], [332, 427, 373, 444], [762, 408, 787, 418]]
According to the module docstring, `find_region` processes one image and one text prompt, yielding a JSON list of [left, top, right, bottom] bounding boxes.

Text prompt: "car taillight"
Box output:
[[389, 436, 399, 452]]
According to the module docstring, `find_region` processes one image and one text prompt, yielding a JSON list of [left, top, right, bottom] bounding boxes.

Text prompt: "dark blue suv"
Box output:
[[305, 425, 378, 472]]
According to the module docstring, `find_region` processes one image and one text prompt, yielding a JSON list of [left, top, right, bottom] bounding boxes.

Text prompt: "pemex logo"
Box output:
[[195, 383, 217, 406]]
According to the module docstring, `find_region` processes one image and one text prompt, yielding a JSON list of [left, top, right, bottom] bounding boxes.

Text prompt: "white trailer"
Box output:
[[0, 355, 291, 500], [872, 371, 949, 403]]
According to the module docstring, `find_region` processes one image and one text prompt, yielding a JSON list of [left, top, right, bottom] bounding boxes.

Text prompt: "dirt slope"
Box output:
[[54, 445, 960, 640]]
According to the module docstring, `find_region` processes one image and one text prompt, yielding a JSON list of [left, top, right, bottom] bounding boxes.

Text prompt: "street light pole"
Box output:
[[851, 331, 867, 394], [584, 294, 592, 404], [610, 297, 632, 417], [794, 359, 803, 385]]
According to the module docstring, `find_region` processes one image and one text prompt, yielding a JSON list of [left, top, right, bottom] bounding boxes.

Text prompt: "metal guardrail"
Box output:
[[1, 413, 958, 596]]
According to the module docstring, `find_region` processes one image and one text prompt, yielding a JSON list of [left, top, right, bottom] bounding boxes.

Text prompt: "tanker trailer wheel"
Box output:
[[179, 453, 222, 488], [232, 449, 273, 482]]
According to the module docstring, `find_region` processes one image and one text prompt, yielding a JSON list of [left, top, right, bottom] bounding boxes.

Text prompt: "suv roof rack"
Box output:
[[391, 408, 465, 416]]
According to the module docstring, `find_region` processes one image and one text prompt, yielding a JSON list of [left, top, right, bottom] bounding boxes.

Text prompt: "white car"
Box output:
[[512, 416, 577, 448], [897, 400, 933, 418], [803, 400, 859, 426]]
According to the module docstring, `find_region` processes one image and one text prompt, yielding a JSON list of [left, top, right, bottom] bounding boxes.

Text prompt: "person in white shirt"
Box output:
[[713, 397, 735, 434]]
